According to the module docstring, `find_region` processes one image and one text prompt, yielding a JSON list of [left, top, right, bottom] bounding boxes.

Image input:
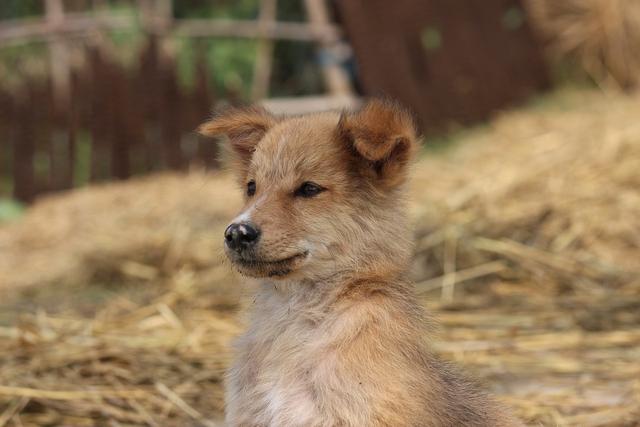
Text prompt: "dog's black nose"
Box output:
[[224, 222, 260, 251]]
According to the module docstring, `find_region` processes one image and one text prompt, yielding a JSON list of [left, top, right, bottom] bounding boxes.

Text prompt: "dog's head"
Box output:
[[200, 99, 418, 281]]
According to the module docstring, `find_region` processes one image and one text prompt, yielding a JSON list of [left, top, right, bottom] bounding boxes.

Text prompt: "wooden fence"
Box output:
[[1, 39, 217, 202]]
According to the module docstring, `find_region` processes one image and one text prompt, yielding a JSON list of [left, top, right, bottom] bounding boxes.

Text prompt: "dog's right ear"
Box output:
[[198, 106, 277, 177], [338, 99, 418, 190]]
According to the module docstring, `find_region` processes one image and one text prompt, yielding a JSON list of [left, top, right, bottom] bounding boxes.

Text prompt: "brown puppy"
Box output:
[[200, 100, 521, 427]]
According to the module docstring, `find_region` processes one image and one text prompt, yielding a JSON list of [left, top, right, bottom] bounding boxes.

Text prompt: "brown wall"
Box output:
[[337, 0, 550, 133]]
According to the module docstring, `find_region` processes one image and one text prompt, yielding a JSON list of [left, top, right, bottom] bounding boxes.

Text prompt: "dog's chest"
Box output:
[[230, 297, 335, 425], [261, 375, 319, 426]]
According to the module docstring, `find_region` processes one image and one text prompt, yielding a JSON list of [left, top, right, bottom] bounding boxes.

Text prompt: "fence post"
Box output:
[[303, 0, 353, 97], [251, 0, 278, 101], [45, 0, 71, 112], [13, 92, 36, 202]]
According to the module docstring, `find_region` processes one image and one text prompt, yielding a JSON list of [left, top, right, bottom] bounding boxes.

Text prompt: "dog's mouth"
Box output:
[[229, 251, 309, 278]]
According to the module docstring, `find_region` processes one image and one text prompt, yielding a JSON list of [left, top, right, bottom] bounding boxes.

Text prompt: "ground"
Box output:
[[1, 88, 639, 426]]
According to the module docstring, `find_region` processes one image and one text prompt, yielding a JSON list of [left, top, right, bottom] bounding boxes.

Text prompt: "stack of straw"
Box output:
[[526, 0, 640, 90], [1, 89, 639, 425]]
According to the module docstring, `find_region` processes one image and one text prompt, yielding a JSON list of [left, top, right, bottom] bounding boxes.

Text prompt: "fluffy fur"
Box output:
[[199, 100, 521, 427]]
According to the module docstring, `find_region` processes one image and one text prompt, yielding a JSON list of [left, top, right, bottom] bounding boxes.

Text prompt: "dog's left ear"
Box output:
[[198, 106, 278, 178], [338, 99, 418, 189]]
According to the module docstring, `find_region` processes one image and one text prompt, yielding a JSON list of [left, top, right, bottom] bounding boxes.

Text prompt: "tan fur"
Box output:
[[200, 100, 522, 427]]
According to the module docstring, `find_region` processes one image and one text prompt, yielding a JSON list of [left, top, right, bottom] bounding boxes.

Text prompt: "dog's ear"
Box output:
[[338, 99, 418, 189], [198, 106, 278, 177]]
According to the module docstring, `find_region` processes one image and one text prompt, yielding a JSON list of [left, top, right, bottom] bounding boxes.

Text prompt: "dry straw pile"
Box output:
[[526, 0, 640, 90], [1, 89, 640, 426]]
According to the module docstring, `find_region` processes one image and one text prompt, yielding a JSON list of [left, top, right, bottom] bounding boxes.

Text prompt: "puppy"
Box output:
[[200, 100, 521, 427]]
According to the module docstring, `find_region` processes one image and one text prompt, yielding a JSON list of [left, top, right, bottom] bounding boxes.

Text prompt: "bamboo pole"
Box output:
[[0, 14, 133, 47], [45, 0, 71, 112], [173, 19, 341, 41], [303, 0, 353, 97], [251, 0, 278, 101], [157, 0, 175, 59], [0, 16, 342, 47]]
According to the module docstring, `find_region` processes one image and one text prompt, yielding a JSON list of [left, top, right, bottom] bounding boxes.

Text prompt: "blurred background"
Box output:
[[1, 1, 639, 426]]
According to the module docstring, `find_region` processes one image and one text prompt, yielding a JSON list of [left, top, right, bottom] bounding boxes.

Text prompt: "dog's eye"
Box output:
[[247, 180, 256, 197], [295, 182, 324, 198]]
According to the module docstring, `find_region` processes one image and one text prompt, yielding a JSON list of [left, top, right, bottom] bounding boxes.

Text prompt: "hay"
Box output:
[[0, 172, 243, 306], [409, 89, 640, 425], [1, 89, 640, 425], [0, 271, 235, 426], [410, 88, 640, 297], [526, 0, 640, 90]]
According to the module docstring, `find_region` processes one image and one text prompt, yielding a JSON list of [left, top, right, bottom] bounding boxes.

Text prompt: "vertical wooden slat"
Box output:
[[126, 56, 148, 175], [0, 91, 12, 194], [13, 91, 35, 202], [66, 71, 82, 187], [193, 45, 217, 169], [88, 47, 112, 182], [136, 37, 160, 172], [139, 0, 174, 54], [159, 64, 183, 170], [45, 0, 71, 113], [47, 72, 77, 192], [46, 75, 62, 192], [156, 0, 173, 30], [163, 1, 180, 168], [110, 61, 131, 180]]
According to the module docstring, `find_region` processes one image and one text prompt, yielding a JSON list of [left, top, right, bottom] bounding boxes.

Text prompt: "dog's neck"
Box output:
[[256, 262, 411, 304]]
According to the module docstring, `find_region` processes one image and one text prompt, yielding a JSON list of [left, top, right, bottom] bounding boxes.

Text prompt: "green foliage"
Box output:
[[176, 37, 257, 98], [502, 6, 525, 31], [276, 0, 307, 22], [0, 198, 25, 223], [0, 43, 49, 88], [421, 27, 442, 52], [74, 132, 92, 187], [173, 0, 259, 20], [172, 0, 322, 97], [270, 41, 323, 97], [0, 0, 42, 20]]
